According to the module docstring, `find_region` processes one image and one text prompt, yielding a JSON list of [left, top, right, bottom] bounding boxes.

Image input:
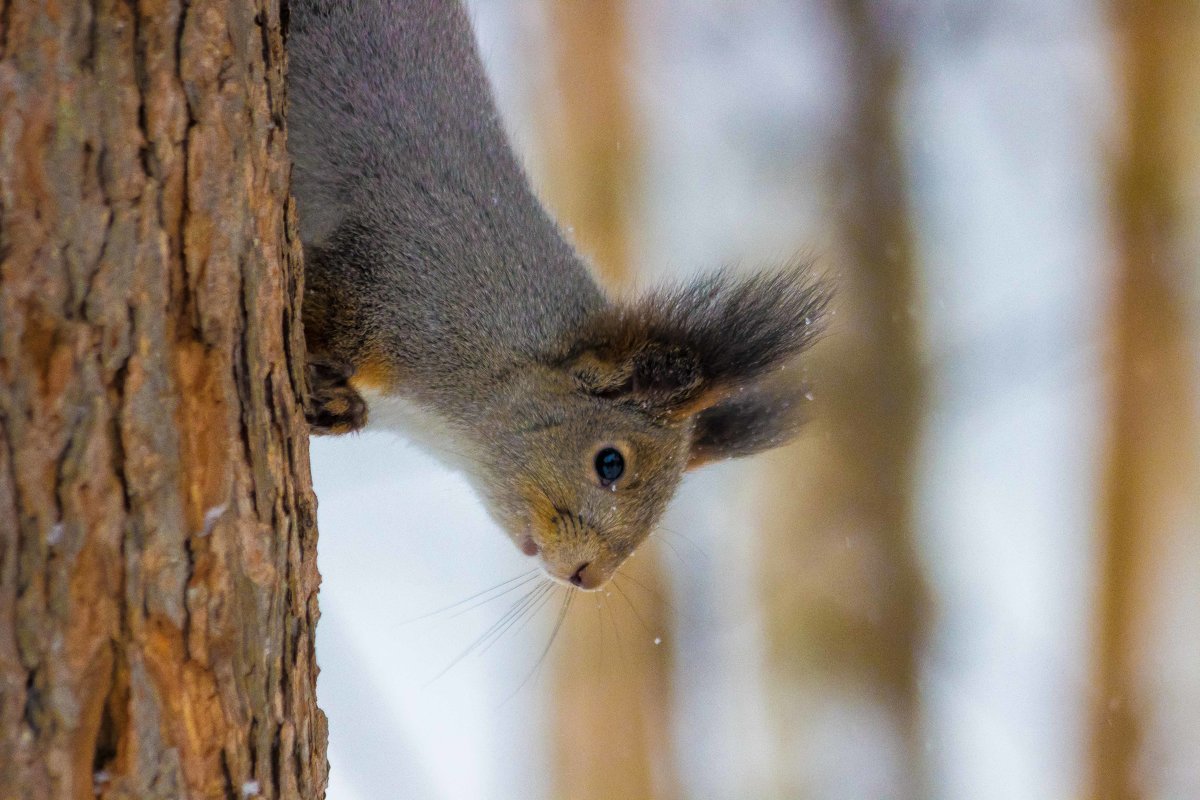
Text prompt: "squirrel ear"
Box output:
[[567, 266, 830, 416], [567, 342, 705, 410], [686, 380, 810, 469]]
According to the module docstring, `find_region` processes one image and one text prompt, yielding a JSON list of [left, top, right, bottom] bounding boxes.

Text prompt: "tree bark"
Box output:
[[0, 1, 326, 799]]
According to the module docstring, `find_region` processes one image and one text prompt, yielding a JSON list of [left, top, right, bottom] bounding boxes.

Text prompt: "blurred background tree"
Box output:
[[311, 1, 1200, 798], [1092, 3, 1200, 799], [758, 1, 928, 796]]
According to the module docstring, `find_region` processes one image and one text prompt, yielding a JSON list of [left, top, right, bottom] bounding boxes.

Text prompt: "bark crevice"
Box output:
[[0, 1, 326, 797]]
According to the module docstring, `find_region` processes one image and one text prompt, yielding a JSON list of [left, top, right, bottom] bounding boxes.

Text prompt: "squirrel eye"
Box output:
[[594, 447, 625, 485]]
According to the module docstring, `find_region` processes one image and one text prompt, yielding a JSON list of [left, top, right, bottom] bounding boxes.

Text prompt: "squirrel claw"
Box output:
[[306, 357, 368, 435]]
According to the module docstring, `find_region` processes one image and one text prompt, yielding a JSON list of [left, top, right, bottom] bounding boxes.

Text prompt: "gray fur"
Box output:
[[287, 0, 830, 588], [289, 0, 603, 393]]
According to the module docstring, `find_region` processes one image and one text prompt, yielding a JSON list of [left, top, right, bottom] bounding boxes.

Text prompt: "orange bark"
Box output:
[[0, 1, 325, 798]]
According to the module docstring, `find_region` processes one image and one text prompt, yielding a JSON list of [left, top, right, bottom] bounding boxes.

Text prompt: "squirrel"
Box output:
[[286, 0, 830, 590]]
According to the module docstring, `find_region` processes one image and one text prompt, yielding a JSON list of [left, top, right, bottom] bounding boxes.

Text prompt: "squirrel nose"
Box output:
[[568, 561, 602, 590]]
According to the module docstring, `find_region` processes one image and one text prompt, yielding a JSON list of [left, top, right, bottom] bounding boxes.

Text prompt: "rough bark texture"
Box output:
[[1090, 4, 1200, 799], [0, 1, 326, 798]]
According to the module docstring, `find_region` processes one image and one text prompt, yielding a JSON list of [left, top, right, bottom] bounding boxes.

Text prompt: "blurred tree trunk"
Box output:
[[0, 2, 326, 799], [537, 2, 679, 799], [760, 1, 927, 796], [536, 0, 638, 288], [1091, 4, 1200, 799]]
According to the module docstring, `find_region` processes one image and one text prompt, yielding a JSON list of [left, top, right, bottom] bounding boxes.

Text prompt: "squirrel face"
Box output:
[[476, 379, 691, 590], [467, 268, 831, 591]]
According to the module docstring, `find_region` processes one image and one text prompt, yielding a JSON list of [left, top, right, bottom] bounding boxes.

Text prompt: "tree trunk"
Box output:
[[0, 1, 326, 798], [760, 1, 927, 795], [1090, 3, 1200, 798]]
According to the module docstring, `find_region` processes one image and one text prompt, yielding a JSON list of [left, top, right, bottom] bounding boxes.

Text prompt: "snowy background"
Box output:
[[313, 2, 1199, 798]]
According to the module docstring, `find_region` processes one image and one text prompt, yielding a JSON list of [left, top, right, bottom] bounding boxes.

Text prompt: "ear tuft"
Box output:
[[563, 263, 831, 415], [650, 265, 831, 389], [687, 379, 811, 468]]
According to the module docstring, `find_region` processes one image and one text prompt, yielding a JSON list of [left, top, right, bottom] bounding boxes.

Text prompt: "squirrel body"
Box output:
[[288, 0, 829, 589]]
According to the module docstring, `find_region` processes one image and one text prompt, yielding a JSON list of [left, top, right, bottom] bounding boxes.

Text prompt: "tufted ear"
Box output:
[[686, 380, 812, 468], [564, 266, 830, 418]]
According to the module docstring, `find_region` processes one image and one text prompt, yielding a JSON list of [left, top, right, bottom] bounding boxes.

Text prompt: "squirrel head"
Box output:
[[473, 267, 830, 590]]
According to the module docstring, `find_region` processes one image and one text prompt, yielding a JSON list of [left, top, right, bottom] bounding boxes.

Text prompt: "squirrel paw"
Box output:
[[306, 357, 368, 435]]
